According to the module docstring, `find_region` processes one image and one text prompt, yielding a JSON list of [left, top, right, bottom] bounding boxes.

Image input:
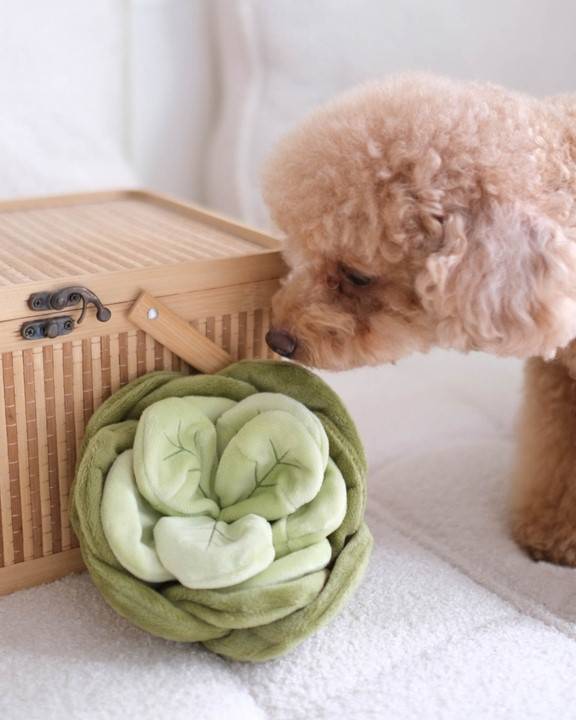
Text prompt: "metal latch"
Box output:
[[21, 285, 112, 340], [21, 316, 75, 340]]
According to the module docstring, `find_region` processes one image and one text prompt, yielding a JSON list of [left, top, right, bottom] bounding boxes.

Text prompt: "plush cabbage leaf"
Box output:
[[272, 458, 347, 557], [231, 539, 332, 589], [181, 396, 237, 422], [154, 514, 274, 589], [216, 410, 325, 522], [217, 392, 329, 464], [101, 450, 175, 583], [133, 397, 219, 516]]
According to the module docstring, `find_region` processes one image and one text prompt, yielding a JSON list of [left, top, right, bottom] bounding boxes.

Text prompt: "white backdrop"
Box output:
[[204, 0, 576, 225], [0, 0, 135, 197], [0, 0, 575, 222]]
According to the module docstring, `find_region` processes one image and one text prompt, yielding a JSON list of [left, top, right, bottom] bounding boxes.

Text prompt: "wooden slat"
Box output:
[[0, 548, 84, 596], [109, 334, 121, 395], [52, 342, 70, 551], [127, 331, 138, 382], [246, 310, 255, 358], [2, 353, 23, 564], [230, 314, 239, 360], [238, 311, 248, 360], [22, 349, 43, 559], [162, 342, 171, 373], [222, 314, 232, 356], [100, 335, 112, 402], [119, 333, 129, 386], [154, 338, 164, 371], [81, 338, 94, 427], [206, 316, 216, 345], [137, 330, 147, 377], [172, 353, 182, 372], [129, 292, 233, 373], [62, 341, 77, 549], [91, 337, 103, 411], [0, 355, 13, 567], [72, 341, 84, 459], [43, 345, 62, 555], [33, 347, 52, 557], [13, 351, 33, 561]]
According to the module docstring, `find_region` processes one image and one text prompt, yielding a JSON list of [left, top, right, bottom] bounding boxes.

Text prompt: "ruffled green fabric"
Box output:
[[71, 361, 373, 662], [102, 391, 346, 589]]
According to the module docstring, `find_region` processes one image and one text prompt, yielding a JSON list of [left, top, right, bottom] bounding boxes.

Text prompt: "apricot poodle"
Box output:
[[263, 74, 576, 567]]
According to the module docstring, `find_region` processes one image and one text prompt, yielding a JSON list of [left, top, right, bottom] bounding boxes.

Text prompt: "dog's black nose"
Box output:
[[265, 329, 297, 358]]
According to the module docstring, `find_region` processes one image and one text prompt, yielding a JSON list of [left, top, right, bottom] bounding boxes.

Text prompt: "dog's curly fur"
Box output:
[[263, 73, 576, 566]]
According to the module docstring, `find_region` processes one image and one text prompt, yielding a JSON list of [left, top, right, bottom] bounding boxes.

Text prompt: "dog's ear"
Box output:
[[415, 202, 576, 358]]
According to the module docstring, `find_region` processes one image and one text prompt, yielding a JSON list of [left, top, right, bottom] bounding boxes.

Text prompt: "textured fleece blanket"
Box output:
[[71, 361, 372, 662], [6, 352, 576, 720]]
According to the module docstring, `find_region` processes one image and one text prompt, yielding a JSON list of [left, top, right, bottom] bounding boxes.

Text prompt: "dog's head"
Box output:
[[264, 75, 576, 369]]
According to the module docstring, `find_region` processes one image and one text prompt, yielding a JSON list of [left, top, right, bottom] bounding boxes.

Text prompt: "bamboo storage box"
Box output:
[[0, 190, 284, 596]]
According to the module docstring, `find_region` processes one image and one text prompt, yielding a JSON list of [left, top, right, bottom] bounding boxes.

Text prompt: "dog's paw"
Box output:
[[513, 519, 576, 567]]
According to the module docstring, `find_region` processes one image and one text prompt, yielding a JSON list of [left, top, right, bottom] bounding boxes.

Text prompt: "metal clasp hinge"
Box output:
[[21, 316, 75, 340], [21, 285, 112, 340]]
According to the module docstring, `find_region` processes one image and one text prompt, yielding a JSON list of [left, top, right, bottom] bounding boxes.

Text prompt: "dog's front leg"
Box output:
[[512, 355, 576, 566]]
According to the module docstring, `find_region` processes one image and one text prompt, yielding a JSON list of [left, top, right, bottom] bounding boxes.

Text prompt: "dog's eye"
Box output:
[[339, 265, 373, 287]]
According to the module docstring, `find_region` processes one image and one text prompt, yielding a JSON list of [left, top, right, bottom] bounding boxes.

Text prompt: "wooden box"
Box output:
[[0, 190, 284, 595]]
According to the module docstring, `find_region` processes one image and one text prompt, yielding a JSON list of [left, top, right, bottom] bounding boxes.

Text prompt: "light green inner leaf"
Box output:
[[101, 450, 175, 583], [154, 514, 275, 589], [181, 396, 237, 422], [216, 410, 325, 522], [133, 397, 219, 516], [216, 392, 329, 464], [230, 539, 332, 590], [272, 458, 347, 557]]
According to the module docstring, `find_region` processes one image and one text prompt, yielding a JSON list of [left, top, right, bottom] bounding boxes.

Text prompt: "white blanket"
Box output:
[[2, 349, 576, 720]]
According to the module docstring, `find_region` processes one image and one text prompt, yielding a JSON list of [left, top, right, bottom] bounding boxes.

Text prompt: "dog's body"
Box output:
[[263, 74, 576, 566]]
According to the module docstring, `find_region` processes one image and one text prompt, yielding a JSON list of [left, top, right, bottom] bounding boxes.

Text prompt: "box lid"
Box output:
[[0, 190, 284, 323]]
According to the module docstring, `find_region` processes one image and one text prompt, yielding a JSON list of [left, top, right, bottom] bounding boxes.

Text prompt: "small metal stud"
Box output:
[[147, 307, 159, 320]]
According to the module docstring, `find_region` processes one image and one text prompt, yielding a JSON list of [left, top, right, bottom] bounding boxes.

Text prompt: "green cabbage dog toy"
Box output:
[[71, 361, 372, 661]]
